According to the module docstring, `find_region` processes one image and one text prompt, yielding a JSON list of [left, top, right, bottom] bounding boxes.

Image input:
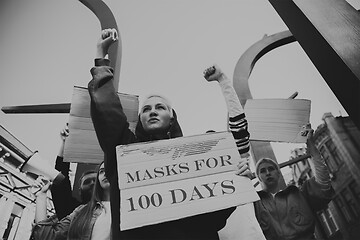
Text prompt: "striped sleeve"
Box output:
[[229, 113, 250, 155]]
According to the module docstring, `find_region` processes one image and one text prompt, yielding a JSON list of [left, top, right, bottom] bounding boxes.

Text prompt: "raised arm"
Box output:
[[88, 29, 137, 239], [203, 65, 251, 177], [51, 124, 80, 220], [57, 124, 68, 157], [33, 176, 52, 223], [54, 124, 70, 174], [96, 28, 118, 59], [306, 128, 331, 189], [32, 175, 83, 240], [301, 126, 334, 210], [88, 28, 136, 179], [203, 65, 245, 118]]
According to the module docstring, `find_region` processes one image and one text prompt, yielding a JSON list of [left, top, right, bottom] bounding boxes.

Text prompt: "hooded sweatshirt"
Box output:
[[88, 58, 234, 240]]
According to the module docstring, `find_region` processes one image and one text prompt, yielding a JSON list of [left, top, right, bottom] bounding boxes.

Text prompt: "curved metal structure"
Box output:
[[79, 0, 122, 90], [2, 0, 122, 114], [268, 0, 360, 131], [233, 30, 295, 107], [71, 0, 124, 205], [233, 30, 296, 189]]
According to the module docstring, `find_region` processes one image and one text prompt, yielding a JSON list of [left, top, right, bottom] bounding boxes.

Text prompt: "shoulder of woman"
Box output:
[[71, 204, 87, 215]]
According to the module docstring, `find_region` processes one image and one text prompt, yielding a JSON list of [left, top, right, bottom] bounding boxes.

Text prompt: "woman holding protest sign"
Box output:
[[88, 28, 255, 239]]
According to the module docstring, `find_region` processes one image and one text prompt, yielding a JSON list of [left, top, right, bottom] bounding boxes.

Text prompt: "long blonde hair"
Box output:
[[68, 162, 106, 238]]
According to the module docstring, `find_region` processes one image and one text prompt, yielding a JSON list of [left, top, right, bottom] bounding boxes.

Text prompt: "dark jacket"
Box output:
[[254, 178, 334, 240], [51, 156, 81, 220], [88, 58, 233, 240]]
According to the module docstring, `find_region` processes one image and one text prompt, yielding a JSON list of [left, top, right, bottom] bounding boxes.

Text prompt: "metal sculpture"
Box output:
[[268, 0, 360, 130], [1, 0, 121, 114], [233, 30, 297, 188]]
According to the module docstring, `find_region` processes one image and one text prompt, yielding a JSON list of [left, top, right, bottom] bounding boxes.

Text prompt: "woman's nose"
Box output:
[[149, 108, 158, 116]]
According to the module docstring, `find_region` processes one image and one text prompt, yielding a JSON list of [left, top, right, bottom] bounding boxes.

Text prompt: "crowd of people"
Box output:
[[30, 28, 334, 240]]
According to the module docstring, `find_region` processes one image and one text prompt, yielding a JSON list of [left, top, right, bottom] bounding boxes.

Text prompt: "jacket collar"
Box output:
[[258, 184, 299, 197]]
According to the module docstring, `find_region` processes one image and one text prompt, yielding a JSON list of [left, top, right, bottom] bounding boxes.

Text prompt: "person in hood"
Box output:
[[253, 127, 334, 240], [88, 28, 250, 240]]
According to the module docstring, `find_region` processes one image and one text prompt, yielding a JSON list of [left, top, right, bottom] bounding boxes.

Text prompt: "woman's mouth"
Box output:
[[148, 118, 159, 123]]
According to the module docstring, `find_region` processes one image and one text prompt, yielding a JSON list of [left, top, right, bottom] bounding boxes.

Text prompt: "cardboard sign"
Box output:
[[244, 99, 311, 143], [116, 131, 259, 230], [64, 86, 139, 163]]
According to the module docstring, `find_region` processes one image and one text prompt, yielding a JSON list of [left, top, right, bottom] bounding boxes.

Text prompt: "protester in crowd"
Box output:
[[203, 65, 265, 240], [32, 161, 111, 240], [51, 124, 97, 220], [253, 128, 334, 240], [87, 28, 252, 239]]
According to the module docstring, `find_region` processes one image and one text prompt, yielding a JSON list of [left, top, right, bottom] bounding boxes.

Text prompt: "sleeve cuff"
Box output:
[[55, 156, 70, 174], [94, 58, 110, 67]]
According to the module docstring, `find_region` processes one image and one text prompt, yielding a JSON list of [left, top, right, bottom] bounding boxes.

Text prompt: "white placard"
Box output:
[[244, 99, 311, 143], [64, 86, 139, 163], [116, 131, 259, 230]]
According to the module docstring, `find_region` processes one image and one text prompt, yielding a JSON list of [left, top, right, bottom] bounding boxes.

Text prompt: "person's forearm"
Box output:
[[218, 74, 244, 118], [88, 59, 136, 179], [309, 145, 331, 189], [35, 194, 48, 223], [96, 46, 106, 59], [89, 59, 124, 152], [229, 114, 250, 157], [217, 75, 250, 156], [57, 140, 65, 158], [54, 156, 70, 175], [51, 175, 74, 219]]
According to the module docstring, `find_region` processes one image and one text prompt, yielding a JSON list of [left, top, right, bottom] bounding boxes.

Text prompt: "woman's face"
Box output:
[[98, 163, 110, 190], [140, 96, 172, 134]]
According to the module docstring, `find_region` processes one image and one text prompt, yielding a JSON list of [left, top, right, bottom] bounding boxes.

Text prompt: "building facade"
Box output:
[[0, 125, 54, 240], [289, 146, 312, 186], [290, 113, 360, 240]]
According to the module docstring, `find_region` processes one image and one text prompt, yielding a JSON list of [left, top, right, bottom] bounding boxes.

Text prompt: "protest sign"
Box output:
[[244, 99, 311, 143], [116, 131, 259, 230], [64, 86, 139, 163]]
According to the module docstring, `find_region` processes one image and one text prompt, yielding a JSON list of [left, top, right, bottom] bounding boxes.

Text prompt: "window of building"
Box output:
[[325, 140, 342, 167], [326, 208, 339, 232], [342, 188, 360, 219], [2, 214, 20, 240], [1, 202, 23, 240], [318, 207, 339, 237], [349, 181, 360, 201], [319, 211, 332, 236], [334, 196, 353, 223], [319, 146, 336, 172], [319, 139, 342, 173]]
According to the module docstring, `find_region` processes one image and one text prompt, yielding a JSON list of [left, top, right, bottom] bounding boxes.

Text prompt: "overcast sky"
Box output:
[[1, 0, 357, 175]]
